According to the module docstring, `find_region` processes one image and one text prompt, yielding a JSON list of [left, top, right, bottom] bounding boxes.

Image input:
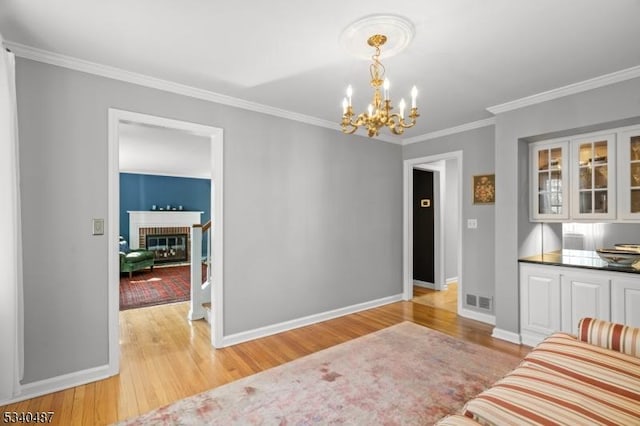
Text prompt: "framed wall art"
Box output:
[[473, 173, 495, 205]]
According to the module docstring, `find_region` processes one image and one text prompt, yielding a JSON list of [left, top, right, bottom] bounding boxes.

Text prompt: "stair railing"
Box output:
[[188, 220, 212, 320]]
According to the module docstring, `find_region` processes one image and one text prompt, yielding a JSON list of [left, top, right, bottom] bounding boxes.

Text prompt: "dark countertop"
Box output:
[[519, 249, 640, 274]]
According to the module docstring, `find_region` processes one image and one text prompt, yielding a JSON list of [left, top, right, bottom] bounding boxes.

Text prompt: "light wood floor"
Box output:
[[412, 282, 458, 313], [1, 297, 529, 425]]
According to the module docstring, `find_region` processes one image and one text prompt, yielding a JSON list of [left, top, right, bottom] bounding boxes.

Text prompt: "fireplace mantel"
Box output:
[[128, 210, 203, 250]]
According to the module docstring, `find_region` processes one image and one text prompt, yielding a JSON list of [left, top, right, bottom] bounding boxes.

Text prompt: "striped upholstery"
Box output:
[[578, 317, 640, 358], [462, 332, 640, 425], [435, 414, 480, 425]]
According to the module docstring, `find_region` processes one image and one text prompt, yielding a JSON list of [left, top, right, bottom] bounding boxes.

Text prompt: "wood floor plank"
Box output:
[[0, 299, 530, 425]]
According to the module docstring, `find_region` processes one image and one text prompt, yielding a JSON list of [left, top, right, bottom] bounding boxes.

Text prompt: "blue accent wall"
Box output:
[[119, 173, 211, 245]]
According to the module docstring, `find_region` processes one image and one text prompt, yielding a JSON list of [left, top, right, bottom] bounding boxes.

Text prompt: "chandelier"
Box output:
[[341, 34, 418, 137]]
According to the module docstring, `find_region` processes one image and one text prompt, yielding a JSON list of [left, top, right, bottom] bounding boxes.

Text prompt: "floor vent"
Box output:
[[466, 294, 477, 307], [479, 296, 492, 310]]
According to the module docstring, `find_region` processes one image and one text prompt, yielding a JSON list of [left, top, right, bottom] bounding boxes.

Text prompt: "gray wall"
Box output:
[[494, 76, 640, 334], [403, 125, 495, 312], [16, 58, 403, 383]]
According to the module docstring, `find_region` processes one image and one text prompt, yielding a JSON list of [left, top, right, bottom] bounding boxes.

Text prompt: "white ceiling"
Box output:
[[119, 122, 211, 179], [2, 1, 640, 140]]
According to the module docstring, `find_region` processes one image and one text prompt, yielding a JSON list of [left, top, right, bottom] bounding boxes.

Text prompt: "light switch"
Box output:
[[92, 218, 105, 235], [467, 219, 478, 229]]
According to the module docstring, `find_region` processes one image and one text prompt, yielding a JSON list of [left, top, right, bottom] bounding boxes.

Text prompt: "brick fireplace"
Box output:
[[140, 227, 190, 263], [128, 211, 203, 263]]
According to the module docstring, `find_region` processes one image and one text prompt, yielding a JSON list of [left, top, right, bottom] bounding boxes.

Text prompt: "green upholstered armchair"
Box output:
[[120, 237, 155, 278]]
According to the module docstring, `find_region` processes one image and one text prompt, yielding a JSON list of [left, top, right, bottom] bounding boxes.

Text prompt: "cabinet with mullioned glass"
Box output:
[[570, 133, 616, 220], [617, 125, 640, 221], [530, 140, 569, 221]]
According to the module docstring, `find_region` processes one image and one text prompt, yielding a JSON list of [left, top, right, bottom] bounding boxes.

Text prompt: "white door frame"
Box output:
[[412, 162, 444, 290], [403, 151, 463, 315], [107, 109, 224, 374]]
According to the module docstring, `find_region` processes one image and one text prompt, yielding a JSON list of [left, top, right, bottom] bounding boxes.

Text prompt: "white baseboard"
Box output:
[[459, 308, 496, 325], [221, 294, 403, 347], [491, 328, 522, 345], [1, 364, 116, 406], [446, 276, 458, 285], [413, 280, 435, 289]]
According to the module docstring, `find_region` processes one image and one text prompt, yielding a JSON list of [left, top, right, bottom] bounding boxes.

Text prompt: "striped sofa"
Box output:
[[437, 318, 640, 425]]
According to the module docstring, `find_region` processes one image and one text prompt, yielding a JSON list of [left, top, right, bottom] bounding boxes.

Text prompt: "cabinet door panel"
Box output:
[[520, 267, 561, 337], [612, 278, 640, 327], [617, 126, 640, 220], [561, 274, 610, 334], [571, 134, 616, 219], [530, 141, 569, 221]]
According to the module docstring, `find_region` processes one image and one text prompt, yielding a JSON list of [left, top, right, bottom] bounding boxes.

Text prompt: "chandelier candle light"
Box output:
[[341, 34, 418, 137]]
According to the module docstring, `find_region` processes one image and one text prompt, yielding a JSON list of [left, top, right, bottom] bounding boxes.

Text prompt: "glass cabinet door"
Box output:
[[571, 134, 615, 219], [530, 140, 569, 220], [617, 126, 640, 220]]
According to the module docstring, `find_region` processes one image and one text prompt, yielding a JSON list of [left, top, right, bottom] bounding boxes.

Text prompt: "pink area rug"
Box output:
[[115, 322, 522, 425]]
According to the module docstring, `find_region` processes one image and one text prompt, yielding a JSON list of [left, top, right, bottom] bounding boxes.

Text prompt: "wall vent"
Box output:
[[479, 296, 492, 310], [466, 294, 477, 307]]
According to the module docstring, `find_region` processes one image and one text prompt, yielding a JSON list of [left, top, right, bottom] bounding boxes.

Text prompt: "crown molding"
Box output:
[[487, 65, 640, 115], [5, 40, 359, 136], [402, 117, 496, 145]]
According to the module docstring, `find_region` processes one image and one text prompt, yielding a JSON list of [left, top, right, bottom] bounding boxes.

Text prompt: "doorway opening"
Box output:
[[403, 152, 463, 315], [107, 109, 224, 375]]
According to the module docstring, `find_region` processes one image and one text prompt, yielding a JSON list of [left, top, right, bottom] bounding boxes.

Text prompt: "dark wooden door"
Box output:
[[413, 169, 434, 283]]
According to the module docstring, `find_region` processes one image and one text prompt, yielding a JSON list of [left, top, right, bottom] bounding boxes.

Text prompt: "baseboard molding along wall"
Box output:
[[491, 328, 522, 345], [459, 308, 496, 325], [413, 280, 435, 289], [1, 364, 115, 406], [222, 294, 403, 347]]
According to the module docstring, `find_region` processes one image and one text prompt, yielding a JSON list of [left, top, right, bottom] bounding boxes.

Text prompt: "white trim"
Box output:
[[108, 109, 225, 362], [403, 118, 496, 145], [491, 328, 522, 345], [403, 151, 464, 319], [221, 294, 403, 347], [412, 162, 445, 291], [211, 128, 224, 348], [5, 41, 404, 145], [119, 169, 211, 179], [459, 308, 496, 325], [107, 110, 121, 377], [413, 280, 435, 289], [446, 276, 458, 285], [7, 42, 334, 131], [0, 364, 111, 406], [487, 65, 640, 114]]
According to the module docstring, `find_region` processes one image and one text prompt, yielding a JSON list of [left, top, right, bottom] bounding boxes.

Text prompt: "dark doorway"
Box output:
[[413, 168, 434, 283]]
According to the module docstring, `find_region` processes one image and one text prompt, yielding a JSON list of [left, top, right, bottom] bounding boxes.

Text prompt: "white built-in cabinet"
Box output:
[[519, 264, 561, 345], [530, 140, 570, 220], [617, 125, 640, 221], [611, 277, 640, 327], [560, 272, 610, 335], [570, 133, 616, 220], [530, 124, 640, 222], [520, 263, 640, 346]]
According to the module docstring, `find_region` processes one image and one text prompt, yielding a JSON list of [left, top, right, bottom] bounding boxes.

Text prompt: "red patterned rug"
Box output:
[[120, 265, 206, 311], [116, 322, 523, 425]]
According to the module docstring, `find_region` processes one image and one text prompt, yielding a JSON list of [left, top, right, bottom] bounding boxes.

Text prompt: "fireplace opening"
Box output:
[[146, 234, 188, 264]]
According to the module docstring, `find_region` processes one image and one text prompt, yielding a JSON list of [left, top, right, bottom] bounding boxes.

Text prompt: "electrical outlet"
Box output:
[[467, 219, 478, 229], [92, 218, 104, 235]]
